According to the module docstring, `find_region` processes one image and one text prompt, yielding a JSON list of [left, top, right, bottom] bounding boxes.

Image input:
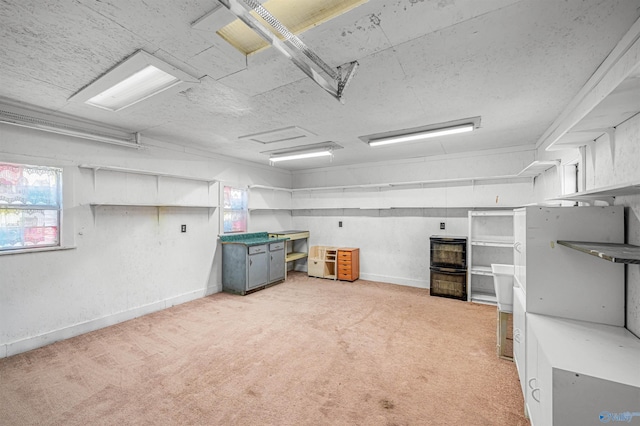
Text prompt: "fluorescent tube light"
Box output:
[[86, 65, 180, 111], [368, 123, 475, 147], [270, 150, 333, 162], [0, 109, 142, 149]]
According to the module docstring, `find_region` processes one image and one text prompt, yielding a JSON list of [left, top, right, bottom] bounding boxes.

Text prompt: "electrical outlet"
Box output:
[[440, 222, 445, 230], [181, 224, 187, 233]]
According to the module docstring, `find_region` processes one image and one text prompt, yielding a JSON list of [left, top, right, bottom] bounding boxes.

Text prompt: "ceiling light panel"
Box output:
[[69, 50, 199, 112], [217, 0, 368, 55]]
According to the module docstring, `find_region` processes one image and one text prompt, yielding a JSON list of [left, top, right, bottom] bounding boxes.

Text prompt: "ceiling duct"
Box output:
[[216, 0, 359, 102]]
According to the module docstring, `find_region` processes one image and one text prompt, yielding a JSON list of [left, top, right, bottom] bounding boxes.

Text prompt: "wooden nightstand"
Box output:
[[337, 248, 359, 281]]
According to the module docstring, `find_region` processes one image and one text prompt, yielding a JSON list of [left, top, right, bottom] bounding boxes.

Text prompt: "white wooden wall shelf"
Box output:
[[248, 184, 292, 192], [79, 164, 217, 183], [549, 181, 640, 205], [249, 174, 534, 194], [557, 240, 640, 264], [517, 160, 560, 177], [88, 203, 217, 208], [86, 203, 217, 225], [79, 164, 217, 194], [79, 165, 218, 225]]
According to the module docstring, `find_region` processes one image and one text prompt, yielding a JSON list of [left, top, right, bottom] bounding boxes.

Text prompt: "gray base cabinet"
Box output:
[[222, 241, 286, 295], [269, 243, 285, 282]]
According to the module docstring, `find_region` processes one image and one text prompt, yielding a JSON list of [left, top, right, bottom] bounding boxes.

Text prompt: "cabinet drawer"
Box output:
[[269, 242, 284, 251], [338, 260, 352, 267], [338, 268, 353, 276], [248, 245, 266, 254], [338, 253, 352, 260], [338, 271, 353, 280]]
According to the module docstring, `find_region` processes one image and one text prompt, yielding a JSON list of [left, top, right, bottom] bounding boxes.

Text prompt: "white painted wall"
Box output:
[[0, 123, 291, 357], [290, 149, 537, 287], [294, 208, 469, 287], [535, 113, 640, 337]]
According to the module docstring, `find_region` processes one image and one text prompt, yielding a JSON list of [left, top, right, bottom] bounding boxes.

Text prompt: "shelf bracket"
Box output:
[[583, 140, 597, 171]]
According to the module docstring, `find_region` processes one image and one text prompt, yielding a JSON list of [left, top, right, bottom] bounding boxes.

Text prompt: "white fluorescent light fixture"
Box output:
[[69, 50, 199, 112], [270, 149, 333, 162], [368, 123, 475, 147], [85, 65, 178, 111], [0, 106, 143, 149]]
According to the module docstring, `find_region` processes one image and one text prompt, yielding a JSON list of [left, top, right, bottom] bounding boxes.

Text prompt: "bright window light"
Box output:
[[368, 123, 475, 147], [270, 150, 332, 162], [86, 66, 179, 111], [218, 0, 368, 55]]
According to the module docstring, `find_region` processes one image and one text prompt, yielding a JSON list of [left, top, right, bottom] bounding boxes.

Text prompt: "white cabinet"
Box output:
[[512, 286, 526, 397], [512, 206, 633, 424], [513, 206, 624, 325], [467, 210, 514, 304], [525, 314, 640, 426]]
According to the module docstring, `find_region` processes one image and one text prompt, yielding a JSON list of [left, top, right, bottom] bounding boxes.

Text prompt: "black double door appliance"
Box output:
[[429, 236, 467, 301]]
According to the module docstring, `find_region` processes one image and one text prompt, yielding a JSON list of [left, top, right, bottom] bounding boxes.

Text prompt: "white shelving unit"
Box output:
[[467, 210, 514, 305], [79, 165, 219, 224], [549, 181, 640, 205]]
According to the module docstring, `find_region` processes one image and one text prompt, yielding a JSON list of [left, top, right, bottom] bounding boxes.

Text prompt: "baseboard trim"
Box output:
[[2, 288, 210, 358], [360, 273, 429, 289]]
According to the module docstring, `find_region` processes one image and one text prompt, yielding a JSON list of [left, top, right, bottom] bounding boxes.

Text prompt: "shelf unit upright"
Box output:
[[467, 210, 515, 305], [268, 230, 310, 274]]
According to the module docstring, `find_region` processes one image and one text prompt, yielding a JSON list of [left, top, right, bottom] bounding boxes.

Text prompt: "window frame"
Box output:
[[0, 161, 63, 252], [222, 185, 248, 234]]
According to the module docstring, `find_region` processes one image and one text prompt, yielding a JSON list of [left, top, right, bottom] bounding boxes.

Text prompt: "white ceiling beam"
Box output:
[[537, 17, 640, 152]]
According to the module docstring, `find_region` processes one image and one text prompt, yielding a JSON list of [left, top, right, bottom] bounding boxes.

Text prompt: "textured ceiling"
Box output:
[[1, 0, 639, 170]]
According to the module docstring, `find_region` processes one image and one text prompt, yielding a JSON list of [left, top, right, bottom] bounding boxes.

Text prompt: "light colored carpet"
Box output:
[[0, 272, 528, 425]]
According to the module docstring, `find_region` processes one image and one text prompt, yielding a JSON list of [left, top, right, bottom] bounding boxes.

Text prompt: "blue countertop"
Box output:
[[219, 232, 289, 247]]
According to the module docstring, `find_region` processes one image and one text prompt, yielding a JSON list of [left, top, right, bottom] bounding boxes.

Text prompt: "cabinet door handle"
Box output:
[[514, 242, 522, 253], [250, 259, 252, 266], [531, 388, 540, 403], [528, 377, 537, 390], [514, 333, 521, 344]]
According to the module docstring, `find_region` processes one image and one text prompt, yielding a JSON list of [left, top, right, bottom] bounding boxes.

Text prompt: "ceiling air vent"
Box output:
[[238, 126, 316, 144]]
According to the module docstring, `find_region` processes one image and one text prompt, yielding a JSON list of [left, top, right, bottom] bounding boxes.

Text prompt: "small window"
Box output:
[[0, 162, 62, 251], [223, 185, 248, 233]]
